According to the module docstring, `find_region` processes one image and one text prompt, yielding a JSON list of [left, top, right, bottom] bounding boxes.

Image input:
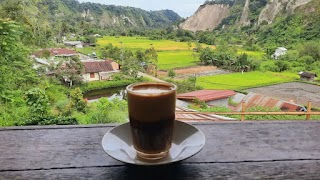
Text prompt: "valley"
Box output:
[[1, 0, 320, 126]]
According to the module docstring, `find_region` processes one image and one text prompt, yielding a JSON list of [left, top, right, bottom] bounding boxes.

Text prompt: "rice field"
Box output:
[[93, 36, 213, 70], [196, 71, 298, 90]]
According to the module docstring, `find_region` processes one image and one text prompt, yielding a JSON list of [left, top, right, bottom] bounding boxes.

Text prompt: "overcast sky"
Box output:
[[78, 0, 205, 17]]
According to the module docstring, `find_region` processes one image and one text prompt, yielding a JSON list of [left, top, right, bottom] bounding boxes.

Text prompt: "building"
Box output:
[[271, 47, 287, 59], [177, 90, 236, 108], [82, 60, 119, 82], [298, 71, 317, 82], [64, 41, 83, 49], [32, 48, 78, 58], [235, 92, 306, 112]]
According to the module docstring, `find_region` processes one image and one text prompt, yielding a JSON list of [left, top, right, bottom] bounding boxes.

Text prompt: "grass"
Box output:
[[78, 36, 212, 70], [157, 51, 199, 70], [196, 71, 298, 90], [237, 49, 265, 58], [97, 36, 211, 51]]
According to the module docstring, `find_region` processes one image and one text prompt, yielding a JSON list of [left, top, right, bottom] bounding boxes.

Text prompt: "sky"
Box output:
[[78, 0, 205, 18]]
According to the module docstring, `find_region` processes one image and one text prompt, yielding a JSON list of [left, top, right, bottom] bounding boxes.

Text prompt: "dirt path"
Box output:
[[158, 66, 230, 78], [138, 72, 166, 82]]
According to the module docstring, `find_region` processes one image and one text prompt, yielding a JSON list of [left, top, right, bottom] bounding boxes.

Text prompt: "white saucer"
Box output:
[[102, 120, 205, 165]]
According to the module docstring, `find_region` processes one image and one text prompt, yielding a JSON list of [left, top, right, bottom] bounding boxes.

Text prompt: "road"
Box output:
[[138, 72, 166, 83]]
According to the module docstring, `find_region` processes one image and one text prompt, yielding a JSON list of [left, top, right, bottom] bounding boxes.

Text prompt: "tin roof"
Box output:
[[235, 92, 306, 112], [298, 72, 317, 78], [32, 48, 78, 57], [175, 107, 236, 122], [177, 90, 236, 102], [83, 60, 115, 73]]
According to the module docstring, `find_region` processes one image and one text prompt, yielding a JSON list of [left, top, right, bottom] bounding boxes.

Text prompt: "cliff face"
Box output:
[[179, 4, 230, 32], [258, 0, 312, 25], [180, 0, 313, 31]]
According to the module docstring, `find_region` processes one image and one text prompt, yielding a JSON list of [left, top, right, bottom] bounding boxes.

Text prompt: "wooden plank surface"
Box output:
[[0, 121, 320, 178]]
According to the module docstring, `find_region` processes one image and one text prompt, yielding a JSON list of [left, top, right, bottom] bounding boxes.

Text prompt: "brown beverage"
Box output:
[[126, 82, 176, 160]]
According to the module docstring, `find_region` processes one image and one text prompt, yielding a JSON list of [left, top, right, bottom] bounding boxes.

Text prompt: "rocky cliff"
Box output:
[[180, 0, 313, 31], [180, 4, 230, 32], [258, 0, 312, 25]]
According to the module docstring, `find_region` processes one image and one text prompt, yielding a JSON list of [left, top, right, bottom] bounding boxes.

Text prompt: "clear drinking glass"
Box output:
[[126, 82, 176, 160]]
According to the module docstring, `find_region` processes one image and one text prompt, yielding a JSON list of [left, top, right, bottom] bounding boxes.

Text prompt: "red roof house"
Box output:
[[177, 90, 236, 107], [82, 60, 119, 82]]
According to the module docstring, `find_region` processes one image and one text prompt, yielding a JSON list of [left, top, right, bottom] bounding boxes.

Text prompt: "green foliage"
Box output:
[[25, 88, 50, 118], [81, 79, 139, 93], [168, 69, 176, 78], [54, 56, 84, 87], [16, 116, 78, 126], [167, 77, 202, 93], [121, 57, 142, 78], [275, 60, 291, 72], [298, 42, 320, 60], [74, 98, 128, 124], [67, 88, 87, 113], [197, 71, 298, 90], [0, 19, 38, 97]]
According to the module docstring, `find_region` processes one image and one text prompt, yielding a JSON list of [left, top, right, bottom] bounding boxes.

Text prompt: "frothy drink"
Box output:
[[127, 82, 176, 160]]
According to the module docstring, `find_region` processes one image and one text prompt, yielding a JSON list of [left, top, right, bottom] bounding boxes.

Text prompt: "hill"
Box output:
[[0, 0, 181, 32], [180, 0, 320, 44]]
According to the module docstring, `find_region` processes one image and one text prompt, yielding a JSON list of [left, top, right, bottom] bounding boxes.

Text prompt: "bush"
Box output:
[[168, 69, 176, 78], [81, 79, 138, 93], [16, 116, 78, 126]]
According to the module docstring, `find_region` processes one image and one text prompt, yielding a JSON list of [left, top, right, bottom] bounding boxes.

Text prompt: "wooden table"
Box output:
[[0, 121, 319, 179]]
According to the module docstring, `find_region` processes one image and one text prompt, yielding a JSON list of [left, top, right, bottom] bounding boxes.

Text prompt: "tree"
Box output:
[[234, 53, 250, 74], [275, 60, 290, 72], [54, 56, 84, 87], [298, 42, 320, 61], [199, 47, 216, 65], [121, 57, 141, 78], [66, 88, 87, 114], [0, 19, 38, 98]]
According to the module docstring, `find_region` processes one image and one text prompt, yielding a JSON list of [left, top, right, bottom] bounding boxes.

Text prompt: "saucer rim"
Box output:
[[101, 120, 206, 166]]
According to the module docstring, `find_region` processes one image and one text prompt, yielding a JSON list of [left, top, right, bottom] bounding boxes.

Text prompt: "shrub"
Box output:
[[168, 69, 176, 78], [16, 116, 78, 126]]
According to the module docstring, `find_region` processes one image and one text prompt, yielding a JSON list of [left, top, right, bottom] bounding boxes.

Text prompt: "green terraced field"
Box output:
[[196, 71, 298, 90]]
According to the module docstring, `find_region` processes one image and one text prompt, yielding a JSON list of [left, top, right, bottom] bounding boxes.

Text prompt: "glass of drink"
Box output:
[[126, 82, 177, 160]]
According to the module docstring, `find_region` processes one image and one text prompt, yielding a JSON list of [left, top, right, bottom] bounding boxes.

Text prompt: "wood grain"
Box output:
[[0, 121, 319, 179]]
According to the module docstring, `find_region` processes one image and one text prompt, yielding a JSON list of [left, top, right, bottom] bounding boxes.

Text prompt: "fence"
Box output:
[[176, 102, 320, 121]]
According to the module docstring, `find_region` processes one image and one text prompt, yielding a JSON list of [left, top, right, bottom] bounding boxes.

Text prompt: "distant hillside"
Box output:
[[180, 0, 320, 44], [181, 0, 313, 31], [0, 0, 181, 30]]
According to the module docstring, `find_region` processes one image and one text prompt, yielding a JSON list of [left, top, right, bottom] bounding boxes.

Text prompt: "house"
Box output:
[[82, 60, 119, 82], [298, 71, 317, 82], [64, 41, 83, 49], [177, 90, 236, 108], [32, 48, 78, 59], [235, 92, 306, 112], [271, 47, 287, 59]]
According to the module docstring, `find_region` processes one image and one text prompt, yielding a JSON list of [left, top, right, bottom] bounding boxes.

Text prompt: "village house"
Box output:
[[177, 90, 236, 108], [82, 60, 120, 82], [271, 47, 287, 59], [235, 92, 306, 112], [32, 48, 78, 59], [298, 71, 317, 82], [64, 41, 83, 49], [31, 48, 79, 73]]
